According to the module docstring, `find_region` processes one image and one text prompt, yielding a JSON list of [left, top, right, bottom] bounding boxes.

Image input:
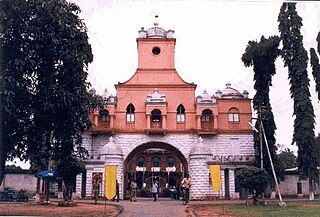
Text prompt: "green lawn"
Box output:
[[224, 201, 320, 217]]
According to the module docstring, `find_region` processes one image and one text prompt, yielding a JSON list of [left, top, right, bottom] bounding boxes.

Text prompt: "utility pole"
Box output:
[[258, 106, 263, 169], [261, 122, 286, 206], [258, 106, 264, 202]]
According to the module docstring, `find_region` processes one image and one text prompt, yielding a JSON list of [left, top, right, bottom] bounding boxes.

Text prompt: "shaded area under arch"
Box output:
[[123, 141, 188, 199]]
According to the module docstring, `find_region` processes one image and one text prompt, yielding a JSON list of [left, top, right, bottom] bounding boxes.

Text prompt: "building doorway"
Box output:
[[123, 141, 188, 199]]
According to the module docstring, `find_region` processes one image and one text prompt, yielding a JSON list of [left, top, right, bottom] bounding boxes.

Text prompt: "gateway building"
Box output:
[[76, 22, 254, 200]]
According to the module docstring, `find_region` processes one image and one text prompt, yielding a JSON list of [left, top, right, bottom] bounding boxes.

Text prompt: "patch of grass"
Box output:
[[224, 202, 320, 217]]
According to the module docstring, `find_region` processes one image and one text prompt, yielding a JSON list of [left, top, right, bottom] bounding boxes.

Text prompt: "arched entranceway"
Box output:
[[123, 141, 188, 199]]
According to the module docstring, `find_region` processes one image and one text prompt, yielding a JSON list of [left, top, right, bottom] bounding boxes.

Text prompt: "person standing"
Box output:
[[151, 181, 158, 202], [130, 179, 137, 202], [112, 179, 120, 202], [92, 175, 100, 204], [181, 174, 192, 203]]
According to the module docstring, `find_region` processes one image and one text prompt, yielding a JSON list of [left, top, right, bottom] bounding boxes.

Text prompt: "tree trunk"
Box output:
[[269, 180, 276, 199], [309, 169, 314, 200], [0, 36, 4, 186]]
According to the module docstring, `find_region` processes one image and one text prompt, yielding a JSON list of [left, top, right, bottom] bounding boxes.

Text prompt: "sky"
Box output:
[[11, 0, 320, 168]]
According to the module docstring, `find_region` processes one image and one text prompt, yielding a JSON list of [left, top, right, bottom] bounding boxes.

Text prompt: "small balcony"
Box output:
[[90, 122, 113, 134], [145, 121, 167, 135], [151, 121, 162, 129], [197, 121, 217, 135]]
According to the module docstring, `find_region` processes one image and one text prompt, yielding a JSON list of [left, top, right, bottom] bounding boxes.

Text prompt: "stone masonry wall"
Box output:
[[79, 133, 254, 199], [189, 155, 211, 199]]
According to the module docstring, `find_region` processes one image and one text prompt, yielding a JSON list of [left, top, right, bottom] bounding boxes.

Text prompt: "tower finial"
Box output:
[[154, 15, 159, 26]]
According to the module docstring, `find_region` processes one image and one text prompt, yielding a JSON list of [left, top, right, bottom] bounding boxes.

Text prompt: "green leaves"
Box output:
[[310, 47, 320, 101], [236, 166, 269, 204], [242, 35, 280, 181], [278, 2, 316, 179], [1, 0, 94, 184]]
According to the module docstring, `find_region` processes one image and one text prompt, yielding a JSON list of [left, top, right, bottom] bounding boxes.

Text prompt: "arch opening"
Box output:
[[123, 141, 188, 199]]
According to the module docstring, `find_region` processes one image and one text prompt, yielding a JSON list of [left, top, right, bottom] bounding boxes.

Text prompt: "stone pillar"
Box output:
[[99, 137, 124, 199], [229, 169, 236, 198], [146, 114, 150, 129], [76, 174, 82, 197], [188, 137, 212, 200], [110, 115, 114, 128], [196, 115, 201, 129], [213, 114, 218, 129], [162, 114, 167, 129], [103, 155, 124, 199], [85, 166, 94, 198]]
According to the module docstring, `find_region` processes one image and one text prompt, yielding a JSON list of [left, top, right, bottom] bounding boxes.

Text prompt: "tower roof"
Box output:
[[138, 16, 175, 39], [100, 136, 123, 156]]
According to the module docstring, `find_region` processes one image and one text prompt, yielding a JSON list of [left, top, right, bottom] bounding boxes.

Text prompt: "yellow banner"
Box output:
[[104, 165, 117, 200], [210, 165, 221, 192]]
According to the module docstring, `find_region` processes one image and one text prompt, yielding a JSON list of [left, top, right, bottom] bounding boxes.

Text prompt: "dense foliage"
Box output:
[[242, 36, 284, 183], [0, 0, 94, 189], [278, 3, 317, 181], [277, 148, 297, 170], [236, 166, 269, 205], [310, 32, 320, 101]]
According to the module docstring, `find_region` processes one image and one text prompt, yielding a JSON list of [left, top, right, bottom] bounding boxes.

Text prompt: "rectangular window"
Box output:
[[177, 114, 185, 122], [228, 113, 239, 122], [126, 114, 134, 122], [201, 115, 210, 122], [101, 115, 109, 122]]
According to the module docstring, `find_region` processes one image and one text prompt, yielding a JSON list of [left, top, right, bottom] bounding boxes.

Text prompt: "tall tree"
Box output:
[[278, 3, 317, 199], [0, 7, 3, 183], [0, 0, 93, 190], [0, 0, 35, 184], [310, 32, 320, 101], [242, 36, 284, 184]]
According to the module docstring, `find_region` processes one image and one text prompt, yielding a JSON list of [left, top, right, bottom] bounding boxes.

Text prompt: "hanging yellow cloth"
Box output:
[[210, 165, 221, 192], [104, 165, 117, 200]]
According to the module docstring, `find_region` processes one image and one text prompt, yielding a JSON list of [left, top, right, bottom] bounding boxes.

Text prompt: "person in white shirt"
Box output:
[[181, 174, 192, 203], [151, 181, 159, 202]]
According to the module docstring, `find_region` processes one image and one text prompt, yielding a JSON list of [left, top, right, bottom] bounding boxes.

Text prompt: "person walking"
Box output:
[[130, 179, 137, 202], [151, 181, 158, 202], [181, 174, 192, 204]]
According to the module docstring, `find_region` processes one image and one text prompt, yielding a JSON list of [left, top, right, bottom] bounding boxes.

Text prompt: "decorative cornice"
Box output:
[[207, 155, 255, 165]]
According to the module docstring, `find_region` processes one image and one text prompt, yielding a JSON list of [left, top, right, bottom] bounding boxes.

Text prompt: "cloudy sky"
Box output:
[[71, 0, 320, 153], [12, 0, 320, 168]]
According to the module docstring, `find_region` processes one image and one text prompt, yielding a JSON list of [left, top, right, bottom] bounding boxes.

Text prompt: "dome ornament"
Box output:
[[154, 15, 159, 26]]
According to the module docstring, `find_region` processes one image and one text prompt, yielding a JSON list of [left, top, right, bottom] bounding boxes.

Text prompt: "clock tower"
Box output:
[[137, 22, 175, 69]]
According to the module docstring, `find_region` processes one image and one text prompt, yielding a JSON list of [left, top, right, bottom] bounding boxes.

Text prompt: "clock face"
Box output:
[[152, 47, 161, 55]]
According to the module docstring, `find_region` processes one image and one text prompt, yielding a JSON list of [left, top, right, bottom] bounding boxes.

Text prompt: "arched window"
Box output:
[[137, 157, 145, 167], [201, 109, 213, 122], [228, 107, 239, 122], [176, 104, 185, 122], [126, 104, 135, 122], [99, 109, 109, 122], [166, 157, 175, 167], [151, 109, 161, 122], [152, 156, 161, 167]]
